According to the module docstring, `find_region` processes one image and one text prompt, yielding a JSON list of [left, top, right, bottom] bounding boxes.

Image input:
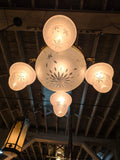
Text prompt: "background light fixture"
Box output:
[[8, 62, 36, 91], [35, 46, 86, 92], [2, 119, 29, 156], [43, 15, 77, 52], [50, 92, 72, 117], [85, 63, 114, 93]]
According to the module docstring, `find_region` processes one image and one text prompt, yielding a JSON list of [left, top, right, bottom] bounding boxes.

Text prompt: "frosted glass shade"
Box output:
[[50, 92, 72, 117], [43, 15, 77, 52], [35, 46, 86, 92], [8, 62, 36, 91], [85, 63, 114, 93]]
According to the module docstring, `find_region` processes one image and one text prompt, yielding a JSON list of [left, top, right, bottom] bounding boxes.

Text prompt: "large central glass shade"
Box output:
[[35, 46, 86, 92]]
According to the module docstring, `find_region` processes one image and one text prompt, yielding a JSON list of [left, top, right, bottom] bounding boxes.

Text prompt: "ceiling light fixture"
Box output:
[[85, 63, 114, 93], [50, 92, 72, 117], [8, 15, 114, 117], [43, 15, 77, 52], [35, 46, 86, 92], [2, 119, 29, 156], [9, 62, 36, 91]]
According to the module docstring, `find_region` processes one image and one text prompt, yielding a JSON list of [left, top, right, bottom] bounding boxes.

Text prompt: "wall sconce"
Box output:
[[2, 119, 29, 156]]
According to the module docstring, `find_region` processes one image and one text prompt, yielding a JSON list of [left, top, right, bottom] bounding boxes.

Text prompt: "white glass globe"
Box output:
[[43, 15, 77, 52], [85, 63, 114, 93], [35, 46, 86, 92], [8, 62, 36, 91], [50, 92, 72, 117]]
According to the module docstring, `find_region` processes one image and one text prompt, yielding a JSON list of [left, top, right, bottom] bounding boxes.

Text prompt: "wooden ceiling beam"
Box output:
[[75, 82, 88, 135], [22, 132, 114, 150], [1, 10, 120, 34], [84, 35, 100, 136], [95, 36, 120, 137], [15, 31, 38, 129], [85, 93, 101, 136], [105, 108, 120, 138], [83, 152, 88, 160], [0, 32, 23, 118], [113, 141, 120, 160], [56, 117, 58, 134], [80, 0, 84, 10], [75, 34, 100, 136], [35, 31, 40, 54], [103, 0, 108, 10], [95, 83, 120, 137], [82, 143, 101, 160], [0, 111, 9, 129], [8, 0, 12, 7], [38, 142, 44, 160], [0, 33, 10, 70], [26, 149, 31, 160], [35, 32, 48, 133], [31, 144, 37, 160], [55, 0, 59, 9], [108, 35, 120, 64], [65, 106, 70, 136], [31, 0, 35, 8], [76, 147, 82, 160], [44, 107, 48, 133], [0, 85, 15, 121]]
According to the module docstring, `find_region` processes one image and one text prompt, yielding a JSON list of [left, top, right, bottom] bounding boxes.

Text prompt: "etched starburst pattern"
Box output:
[[46, 68, 74, 88], [17, 72, 26, 81]]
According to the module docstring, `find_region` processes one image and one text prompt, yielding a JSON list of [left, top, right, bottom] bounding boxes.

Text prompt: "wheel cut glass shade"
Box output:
[[35, 46, 86, 92], [50, 92, 72, 117], [8, 62, 36, 91], [85, 63, 114, 93], [43, 15, 77, 52]]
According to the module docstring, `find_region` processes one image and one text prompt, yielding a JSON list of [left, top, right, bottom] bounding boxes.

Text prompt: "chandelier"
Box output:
[[8, 15, 114, 117]]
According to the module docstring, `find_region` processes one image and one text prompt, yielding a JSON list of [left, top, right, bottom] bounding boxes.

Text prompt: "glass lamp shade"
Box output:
[[85, 63, 114, 93], [43, 15, 77, 52], [50, 92, 72, 117], [8, 62, 36, 91], [35, 46, 86, 92], [2, 119, 29, 154]]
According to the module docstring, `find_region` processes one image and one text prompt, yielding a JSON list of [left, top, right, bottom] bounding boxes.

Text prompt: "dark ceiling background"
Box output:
[[0, 0, 120, 160]]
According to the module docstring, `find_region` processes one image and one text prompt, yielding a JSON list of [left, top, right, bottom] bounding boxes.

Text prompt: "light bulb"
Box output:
[[43, 15, 77, 52], [8, 62, 36, 91], [50, 92, 72, 117], [35, 46, 86, 92], [85, 63, 114, 93]]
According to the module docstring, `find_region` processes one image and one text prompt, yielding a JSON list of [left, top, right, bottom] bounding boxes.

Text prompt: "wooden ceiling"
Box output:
[[0, 0, 120, 160]]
